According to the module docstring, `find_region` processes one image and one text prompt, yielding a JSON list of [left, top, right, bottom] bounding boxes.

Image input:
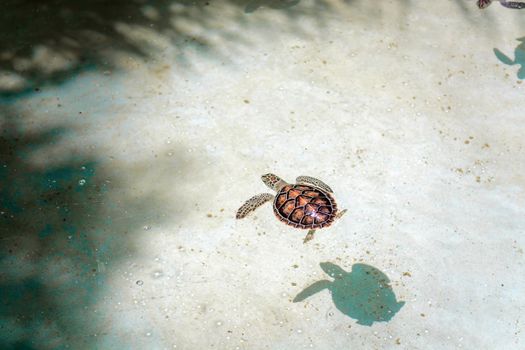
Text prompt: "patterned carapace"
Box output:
[[274, 184, 337, 229]]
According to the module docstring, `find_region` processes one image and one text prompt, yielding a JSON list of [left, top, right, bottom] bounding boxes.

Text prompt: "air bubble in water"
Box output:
[[78, 179, 86, 186]]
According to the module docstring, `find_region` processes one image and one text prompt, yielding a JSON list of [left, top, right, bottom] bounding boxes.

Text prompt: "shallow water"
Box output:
[[1, 1, 524, 349]]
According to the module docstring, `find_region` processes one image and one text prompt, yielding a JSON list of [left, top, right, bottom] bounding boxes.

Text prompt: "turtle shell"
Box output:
[[273, 184, 338, 229]]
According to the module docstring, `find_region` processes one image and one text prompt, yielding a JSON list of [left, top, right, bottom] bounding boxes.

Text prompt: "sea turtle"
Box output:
[[477, 0, 525, 9], [236, 173, 347, 243], [293, 262, 405, 326]]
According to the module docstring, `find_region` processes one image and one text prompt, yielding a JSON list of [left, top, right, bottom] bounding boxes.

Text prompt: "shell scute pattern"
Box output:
[[276, 193, 287, 207], [282, 201, 296, 213], [296, 196, 309, 207], [274, 184, 337, 229]]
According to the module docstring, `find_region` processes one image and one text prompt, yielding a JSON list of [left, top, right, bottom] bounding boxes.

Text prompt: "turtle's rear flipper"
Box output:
[[336, 209, 348, 219], [303, 229, 316, 244], [236, 193, 274, 219]]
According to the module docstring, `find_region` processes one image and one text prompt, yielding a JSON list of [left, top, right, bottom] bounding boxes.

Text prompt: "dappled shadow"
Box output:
[[0, 0, 474, 97], [494, 37, 525, 79], [0, 0, 178, 97], [293, 262, 404, 326], [0, 0, 334, 97], [0, 105, 176, 348]]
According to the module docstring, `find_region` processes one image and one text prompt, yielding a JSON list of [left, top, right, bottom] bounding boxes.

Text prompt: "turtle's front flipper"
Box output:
[[293, 280, 331, 302], [296, 176, 333, 193], [303, 229, 316, 244], [236, 193, 274, 219]]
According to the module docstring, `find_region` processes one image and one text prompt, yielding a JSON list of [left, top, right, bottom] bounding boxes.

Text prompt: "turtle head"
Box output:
[[262, 173, 286, 191], [320, 262, 347, 279]]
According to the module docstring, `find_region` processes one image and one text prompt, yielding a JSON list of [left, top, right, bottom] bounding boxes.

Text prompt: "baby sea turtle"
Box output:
[[478, 0, 525, 9], [236, 173, 347, 243]]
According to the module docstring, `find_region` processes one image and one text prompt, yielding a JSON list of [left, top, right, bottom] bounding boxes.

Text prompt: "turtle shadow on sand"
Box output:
[[293, 262, 405, 326], [494, 37, 525, 79]]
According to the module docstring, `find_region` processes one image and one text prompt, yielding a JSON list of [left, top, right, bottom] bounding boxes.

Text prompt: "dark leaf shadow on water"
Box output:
[[293, 262, 405, 326], [494, 37, 525, 79], [0, 0, 332, 97], [0, 0, 475, 98], [0, 105, 179, 348]]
